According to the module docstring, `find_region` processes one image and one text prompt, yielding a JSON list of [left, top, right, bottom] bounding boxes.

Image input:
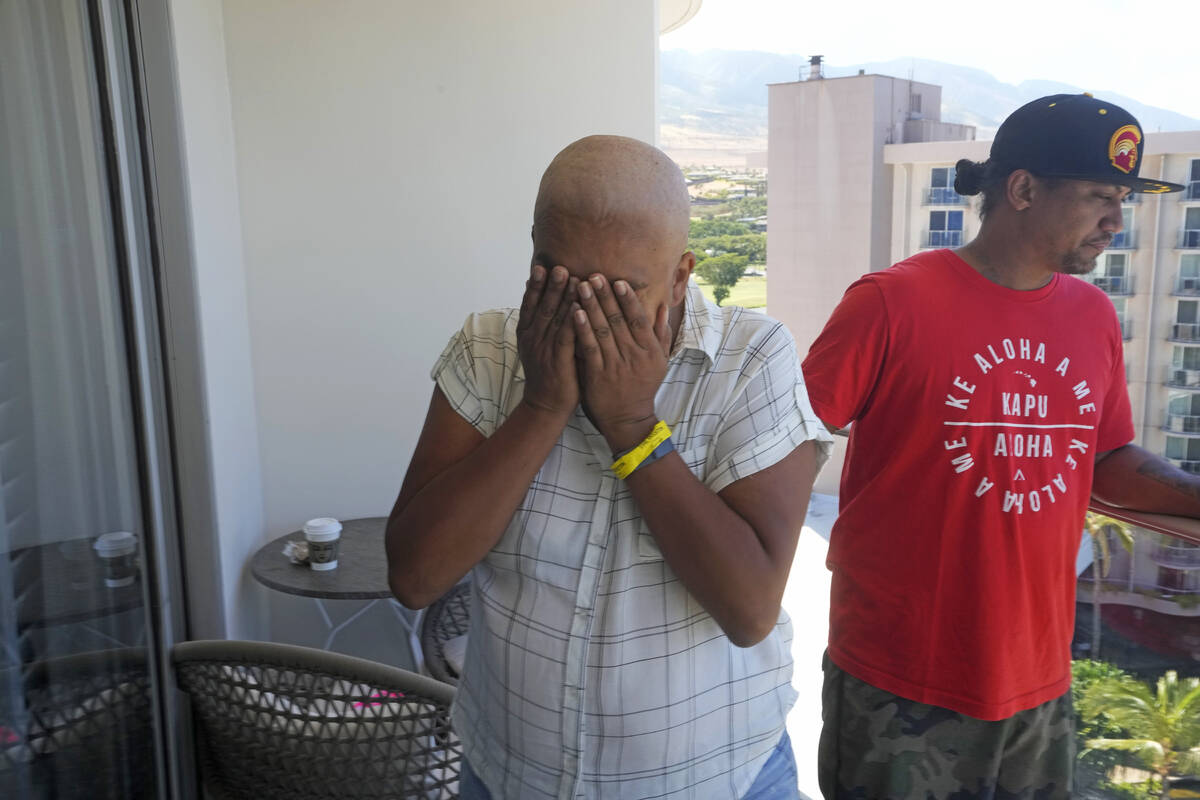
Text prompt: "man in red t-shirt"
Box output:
[[803, 94, 1198, 798]]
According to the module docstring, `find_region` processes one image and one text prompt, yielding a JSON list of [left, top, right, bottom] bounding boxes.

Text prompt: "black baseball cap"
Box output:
[[990, 93, 1183, 194]]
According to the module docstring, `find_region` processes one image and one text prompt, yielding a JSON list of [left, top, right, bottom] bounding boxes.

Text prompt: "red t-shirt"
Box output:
[[802, 249, 1134, 720]]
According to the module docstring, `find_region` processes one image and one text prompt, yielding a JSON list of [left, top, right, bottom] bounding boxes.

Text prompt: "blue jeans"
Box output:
[[458, 730, 799, 799]]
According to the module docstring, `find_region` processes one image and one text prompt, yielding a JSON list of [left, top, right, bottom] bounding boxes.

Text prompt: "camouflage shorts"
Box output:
[[817, 653, 1074, 800]]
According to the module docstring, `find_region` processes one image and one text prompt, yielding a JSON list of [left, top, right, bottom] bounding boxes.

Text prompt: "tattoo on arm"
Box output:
[[1136, 458, 1200, 502]]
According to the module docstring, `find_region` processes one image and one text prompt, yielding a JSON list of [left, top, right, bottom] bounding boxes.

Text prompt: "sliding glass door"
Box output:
[[0, 1, 186, 797]]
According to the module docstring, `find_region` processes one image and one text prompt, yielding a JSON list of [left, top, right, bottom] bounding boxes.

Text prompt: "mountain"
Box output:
[[660, 50, 1200, 157]]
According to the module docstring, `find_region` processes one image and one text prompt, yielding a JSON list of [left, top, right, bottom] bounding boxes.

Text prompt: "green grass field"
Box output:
[[694, 274, 767, 309]]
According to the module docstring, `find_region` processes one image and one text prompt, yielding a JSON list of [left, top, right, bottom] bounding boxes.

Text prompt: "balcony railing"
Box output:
[[1183, 229, 1200, 249], [1170, 322, 1200, 342], [1081, 274, 1133, 295], [1120, 317, 1133, 340], [1109, 231, 1135, 249], [1165, 413, 1200, 434], [1152, 540, 1200, 569], [1166, 367, 1200, 388], [1175, 275, 1200, 295], [1079, 575, 1200, 597], [1170, 458, 1200, 474], [923, 230, 962, 248], [1187, 181, 1200, 201], [924, 187, 966, 205]]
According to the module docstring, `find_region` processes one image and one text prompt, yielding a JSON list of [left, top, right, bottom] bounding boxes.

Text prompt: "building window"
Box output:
[[910, 93, 922, 114], [1189, 159, 1200, 201], [1158, 566, 1196, 593], [1111, 296, 1131, 339], [927, 210, 963, 247], [1185, 207, 1200, 248], [1168, 392, 1200, 417], [927, 167, 961, 204], [1165, 435, 1200, 462], [1178, 299, 1198, 326], [1173, 345, 1200, 371], [931, 167, 955, 189], [1099, 253, 1127, 278], [1087, 253, 1130, 294], [1179, 254, 1200, 294]]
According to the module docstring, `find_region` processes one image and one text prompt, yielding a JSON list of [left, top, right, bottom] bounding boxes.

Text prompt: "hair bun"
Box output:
[[954, 159, 985, 196]]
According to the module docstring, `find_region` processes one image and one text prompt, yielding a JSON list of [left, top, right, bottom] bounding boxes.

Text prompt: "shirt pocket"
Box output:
[[635, 444, 707, 561]]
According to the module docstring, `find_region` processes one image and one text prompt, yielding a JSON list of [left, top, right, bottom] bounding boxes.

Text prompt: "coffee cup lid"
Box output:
[[94, 531, 137, 556], [303, 518, 342, 537]]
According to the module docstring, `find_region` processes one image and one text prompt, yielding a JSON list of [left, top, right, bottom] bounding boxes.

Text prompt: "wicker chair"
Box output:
[[0, 647, 155, 800], [418, 581, 471, 687], [173, 640, 460, 799]]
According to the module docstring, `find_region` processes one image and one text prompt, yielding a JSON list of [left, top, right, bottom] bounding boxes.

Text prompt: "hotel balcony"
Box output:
[[1170, 322, 1200, 342], [1077, 577, 1200, 616], [1174, 275, 1200, 296], [1108, 230, 1135, 249], [1165, 413, 1200, 435], [1076, 504, 1200, 632], [1119, 317, 1132, 340], [1166, 367, 1200, 389], [922, 229, 963, 248], [1170, 459, 1200, 474], [1187, 181, 1200, 201], [924, 187, 966, 205], [1152, 539, 1200, 569], [1080, 273, 1133, 295], [1183, 229, 1200, 249]]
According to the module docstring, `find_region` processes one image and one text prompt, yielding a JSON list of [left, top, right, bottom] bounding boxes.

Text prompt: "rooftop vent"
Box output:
[[808, 55, 824, 80]]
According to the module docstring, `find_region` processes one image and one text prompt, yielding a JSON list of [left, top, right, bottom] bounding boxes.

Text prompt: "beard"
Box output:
[[1059, 248, 1101, 275]]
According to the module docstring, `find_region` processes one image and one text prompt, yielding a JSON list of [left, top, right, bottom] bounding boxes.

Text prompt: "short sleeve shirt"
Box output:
[[434, 281, 833, 799], [802, 250, 1134, 720]]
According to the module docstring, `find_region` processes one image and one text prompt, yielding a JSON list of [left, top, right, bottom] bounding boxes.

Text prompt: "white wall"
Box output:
[[168, 0, 266, 640], [205, 0, 657, 655]]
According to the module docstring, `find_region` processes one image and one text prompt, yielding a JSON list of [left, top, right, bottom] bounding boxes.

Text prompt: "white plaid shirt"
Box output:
[[433, 281, 832, 799]]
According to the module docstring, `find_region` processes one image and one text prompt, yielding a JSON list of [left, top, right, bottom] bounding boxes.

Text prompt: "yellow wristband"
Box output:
[[611, 421, 672, 479]]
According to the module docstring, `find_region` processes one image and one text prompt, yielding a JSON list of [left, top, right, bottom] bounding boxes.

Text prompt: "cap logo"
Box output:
[[1109, 125, 1141, 174]]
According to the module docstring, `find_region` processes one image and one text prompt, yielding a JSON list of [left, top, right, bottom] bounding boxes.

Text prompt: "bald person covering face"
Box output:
[[386, 136, 832, 800]]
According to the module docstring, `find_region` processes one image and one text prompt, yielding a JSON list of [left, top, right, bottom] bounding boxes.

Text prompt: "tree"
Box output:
[[695, 253, 748, 306], [727, 195, 767, 220], [690, 234, 766, 264], [1079, 671, 1200, 798], [1073, 660, 1143, 796], [1083, 512, 1135, 657], [689, 219, 751, 239]]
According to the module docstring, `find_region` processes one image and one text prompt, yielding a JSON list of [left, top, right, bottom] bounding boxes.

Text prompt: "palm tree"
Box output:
[[1083, 512, 1135, 657], [1080, 671, 1200, 798]]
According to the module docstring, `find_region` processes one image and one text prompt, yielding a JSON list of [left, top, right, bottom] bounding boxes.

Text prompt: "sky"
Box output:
[[661, 0, 1200, 120]]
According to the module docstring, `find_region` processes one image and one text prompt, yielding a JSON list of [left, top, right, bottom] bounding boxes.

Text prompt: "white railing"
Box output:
[[923, 230, 962, 248], [1167, 368, 1200, 388], [1082, 274, 1133, 294], [1176, 275, 1200, 295], [1152, 540, 1200, 569], [1166, 414, 1200, 434], [925, 187, 965, 205]]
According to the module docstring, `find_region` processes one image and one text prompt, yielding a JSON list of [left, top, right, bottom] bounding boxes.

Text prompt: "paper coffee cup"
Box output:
[[304, 518, 342, 571], [94, 531, 138, 588], [58, 539, 94, 590]]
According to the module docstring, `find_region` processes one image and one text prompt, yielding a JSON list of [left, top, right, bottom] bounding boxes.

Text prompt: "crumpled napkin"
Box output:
[[282, 539, 310, 565]]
